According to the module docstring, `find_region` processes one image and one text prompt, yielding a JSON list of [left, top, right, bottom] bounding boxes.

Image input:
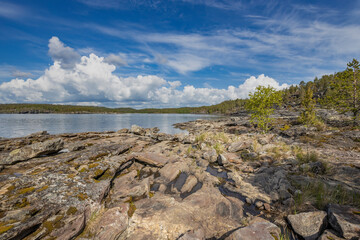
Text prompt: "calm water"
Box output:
[[0, 114, 219, 138]]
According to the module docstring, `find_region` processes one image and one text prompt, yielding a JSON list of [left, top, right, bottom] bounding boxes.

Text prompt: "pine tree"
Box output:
[[246, 86, 282, 133], [326, 59, 360, 124]]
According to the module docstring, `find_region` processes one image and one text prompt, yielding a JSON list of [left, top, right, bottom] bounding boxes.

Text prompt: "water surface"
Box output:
[[0, 113, 219, 138]]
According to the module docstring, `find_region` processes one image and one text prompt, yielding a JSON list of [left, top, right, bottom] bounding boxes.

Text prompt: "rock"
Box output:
[[287, 211, 327, 240], [328, 204, 360, 239], [178, 229, 205, 240], [2, 138, 64, 165], [228, 141, 249, 152], [217, 154, 228, 166], [263, 203, 271, 212], [255, 201, 263, 209], [132, 153, 169, 167], [279, 189, 291, 200], [181, 175, 198, 193], [309, 161, 327, 175], [130, 125, 146, 135], [117, 128, 129, 133], [27, 131, 49, 137], [282, 198, 295, 207], [159, 161, 189, 182], [50, 212, 86, 240], [225, 217, 280, 240], [203, 149, 217, 163], [318, 230, 343, 240], [68, 142, 86, 152], [93, 205, 129, 239]]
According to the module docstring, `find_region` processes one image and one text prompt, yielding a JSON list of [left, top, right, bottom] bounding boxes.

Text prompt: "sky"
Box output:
[[1, 0, 360, 108]]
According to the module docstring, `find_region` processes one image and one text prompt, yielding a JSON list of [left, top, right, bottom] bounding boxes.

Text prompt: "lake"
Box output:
[[0, 114, 220, 138]]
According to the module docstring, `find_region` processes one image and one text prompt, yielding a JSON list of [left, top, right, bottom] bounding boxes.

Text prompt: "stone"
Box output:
[[2, 138, 64, 165], [217, 154, 228, 166], [178, 229, 205, 240], [159, 161, 189, 181], [255, 201, 263, 209], [228, 141, 249, 152], [202, 149, 217, 163], [225, 217, 280, 240], [282, 198, 295, 207], [93, 205, 129, 240], [130, 125, 146, 135], [263, 203, 271, 212], [177, 229, 205, 240], [181, 175, 198, 193], [287, 211, 327, 240], [132, 153, 169, 167], [328, 204, 360, 239]]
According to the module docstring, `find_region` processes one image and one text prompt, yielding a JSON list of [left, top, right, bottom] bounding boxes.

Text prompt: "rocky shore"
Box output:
[[0, 113, 359, 239]]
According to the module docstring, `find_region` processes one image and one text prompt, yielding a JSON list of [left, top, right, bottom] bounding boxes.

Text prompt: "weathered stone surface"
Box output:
[[181, 175, 198, 193], [328, 204, 360, 239], [130, 125, 146, 135], [93, 206, 129, 240], [217, 154, 228, 166], [132, 152, 169, 167], [2, 138, 64, 164], [178, 228, 205, 240], [228, 141, 249, 152], [225, 217, 280, 240], [287, 211, 327, 240]]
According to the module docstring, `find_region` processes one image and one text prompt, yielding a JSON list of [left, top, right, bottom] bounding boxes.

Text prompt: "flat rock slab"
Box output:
[[225, 217, 280, 240], [287, 211, 327, 240], [2, 138, 64, 165], [328, 204, 360, 239], [132, 153, 169, 167]]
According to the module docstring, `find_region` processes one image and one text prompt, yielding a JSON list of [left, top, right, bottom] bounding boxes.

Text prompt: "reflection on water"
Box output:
[[0, 113, 219, 138]]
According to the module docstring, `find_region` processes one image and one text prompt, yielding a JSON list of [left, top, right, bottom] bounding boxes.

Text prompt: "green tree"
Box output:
[[326, 59, 360, 124], [299, 85, 317, 126], [246, 86, 282, 133]]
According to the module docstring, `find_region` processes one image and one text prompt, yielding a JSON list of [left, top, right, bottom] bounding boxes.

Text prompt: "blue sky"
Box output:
[[1, 0, 360, 108]]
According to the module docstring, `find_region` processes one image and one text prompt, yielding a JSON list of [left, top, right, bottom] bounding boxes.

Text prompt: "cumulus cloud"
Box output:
[[0, 37, 289, 108], [48, 36, 81, 69]]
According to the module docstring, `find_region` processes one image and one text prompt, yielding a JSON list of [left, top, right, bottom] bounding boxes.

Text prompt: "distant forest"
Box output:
[[1, 60, 358, 115]]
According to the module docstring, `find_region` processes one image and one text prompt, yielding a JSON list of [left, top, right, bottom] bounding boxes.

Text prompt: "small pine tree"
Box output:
[[299, 86, 317, 125], [246, 86, 282, 133]]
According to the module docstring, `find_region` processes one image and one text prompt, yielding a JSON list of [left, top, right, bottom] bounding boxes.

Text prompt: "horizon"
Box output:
[[1, 0, 360, 108]]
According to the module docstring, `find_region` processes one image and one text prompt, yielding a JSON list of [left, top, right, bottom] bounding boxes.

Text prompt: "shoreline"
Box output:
[[0, 115, 359, 239]]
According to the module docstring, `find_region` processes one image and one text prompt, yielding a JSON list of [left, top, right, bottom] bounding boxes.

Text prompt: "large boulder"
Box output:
[[328, 204, 360, 239], [287, 211, 327, 240]]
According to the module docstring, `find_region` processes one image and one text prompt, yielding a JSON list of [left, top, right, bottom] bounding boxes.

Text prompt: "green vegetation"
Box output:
[[324, 59, 360, 124], [293, 181, 360, 210], [246, 86, 282, 133]]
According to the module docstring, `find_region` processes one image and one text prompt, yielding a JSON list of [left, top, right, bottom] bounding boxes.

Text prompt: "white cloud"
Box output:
[[11, 70, 33, 78], [104, 53, 128, 67], [0, 37, 289, 108], [148, 74, 288, 106], [48, 36, 81, 69]]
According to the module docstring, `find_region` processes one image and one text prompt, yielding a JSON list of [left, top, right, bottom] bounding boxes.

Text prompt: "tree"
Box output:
[[326, 58, 360, 124], [246, 86, 283, 133], [299, 85, 317, 126]]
